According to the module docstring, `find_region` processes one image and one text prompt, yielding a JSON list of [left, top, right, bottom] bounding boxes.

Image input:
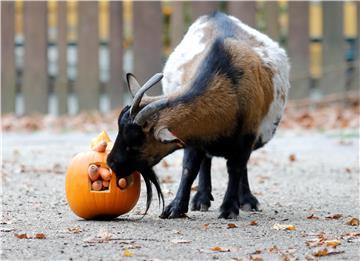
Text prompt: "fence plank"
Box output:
[[76, 2, 99, 111], [170, 1, 185, 50], [54, 1, 67, 115], [228, 1, 256, 28], [23, 2, 48, 114], [109, 1, 123, 109], [356, 2, 360, 92], [320, 1, 345, 95], [133, 1, 162, 95], [1, 2, 16, 114], [264, 1, 279, 41], [191, 1, 219, 21], [288, 1, 310, 99]]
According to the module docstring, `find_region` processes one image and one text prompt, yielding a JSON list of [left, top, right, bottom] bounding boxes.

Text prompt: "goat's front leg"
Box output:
[[160, 148, 204, 218], [191, 155, 214, 211]]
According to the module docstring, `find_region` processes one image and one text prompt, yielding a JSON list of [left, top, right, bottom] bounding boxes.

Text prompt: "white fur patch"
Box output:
[[162, 14, 290, 144], [162, 16, 209, 95]]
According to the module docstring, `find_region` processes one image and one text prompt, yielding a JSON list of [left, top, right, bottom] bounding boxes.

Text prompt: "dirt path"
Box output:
[[1, 130, 359, 260]]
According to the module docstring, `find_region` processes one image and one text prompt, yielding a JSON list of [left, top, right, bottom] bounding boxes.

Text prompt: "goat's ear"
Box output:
[[126, 73, 141, 97], [155, 128, 179, 143]]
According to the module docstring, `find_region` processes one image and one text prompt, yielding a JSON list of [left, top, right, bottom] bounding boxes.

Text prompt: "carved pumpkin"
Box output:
[[65, 132, 140, 220]]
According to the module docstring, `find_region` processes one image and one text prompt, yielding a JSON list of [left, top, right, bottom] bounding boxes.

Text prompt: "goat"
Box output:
[[107, 11, 290, 219]]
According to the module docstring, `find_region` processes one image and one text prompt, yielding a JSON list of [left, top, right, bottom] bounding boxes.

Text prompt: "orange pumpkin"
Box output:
[[65, 150, 140, 220]]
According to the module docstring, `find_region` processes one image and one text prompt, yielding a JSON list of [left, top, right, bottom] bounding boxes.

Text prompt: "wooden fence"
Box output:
[[1, 1, 359, 115]]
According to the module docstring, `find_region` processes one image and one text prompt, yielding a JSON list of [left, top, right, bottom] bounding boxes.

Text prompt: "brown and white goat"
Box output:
[[107, 11, 290, 219]]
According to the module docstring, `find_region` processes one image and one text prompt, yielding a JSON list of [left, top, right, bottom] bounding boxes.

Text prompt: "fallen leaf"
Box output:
[[227, 223, 238, 229], [249, 220, 258, 226], [272, 223, 296, 231], [289, 154, 296, 162], [202, 223, 209, 230], [161, 175, 173, 184], [307, 214, 320, 220], [346, 217, 359, 226], [191, 185, 198, 192], [313, 247, 344, 257], [250, 256, 263, 261], [325, 240, 341, 247], [268, 245, 279, 253], [171, 239, 191, 244], [210, 246, 230, 252], [15, 233, 30, 239], [325, 213, 342, 220], [313, 248, 328, 257], [15, 233, 46, 239], [67, 226, 82, 234], [122, 248, 134, 257], [35, 233, 46, 239]]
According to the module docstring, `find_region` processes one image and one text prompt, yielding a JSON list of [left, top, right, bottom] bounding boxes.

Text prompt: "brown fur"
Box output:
[[152, 40, 274, 144]]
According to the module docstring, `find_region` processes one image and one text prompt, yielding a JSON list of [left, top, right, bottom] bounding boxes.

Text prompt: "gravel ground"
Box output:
[[1, 129, 359, 260]]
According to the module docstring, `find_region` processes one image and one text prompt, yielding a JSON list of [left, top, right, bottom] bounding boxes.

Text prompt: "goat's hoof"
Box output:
[[218, 200, 239, 219], [160, 199, 188, 219], [191, 191, 214, 212], [239, 193, 260, 211]]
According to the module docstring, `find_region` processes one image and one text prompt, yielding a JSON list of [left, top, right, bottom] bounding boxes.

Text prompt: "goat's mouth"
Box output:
[[139, 168, 164, 217]]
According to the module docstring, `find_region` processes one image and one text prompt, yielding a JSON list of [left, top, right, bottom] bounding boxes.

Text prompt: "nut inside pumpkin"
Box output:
[[88, 162, 112, 192]]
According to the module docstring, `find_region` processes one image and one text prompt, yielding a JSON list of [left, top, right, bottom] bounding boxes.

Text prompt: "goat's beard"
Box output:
[[140, 168, 164, 216]]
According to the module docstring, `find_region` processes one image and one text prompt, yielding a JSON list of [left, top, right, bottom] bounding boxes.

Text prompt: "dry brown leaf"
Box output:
[[268, 245, 279, 253], [191, 185, 198, 192], [67, 227, 82, 234], [161, 175, 174, 184], [210, 246, 230, 252], [325, 213, 343, 220], [35, 233, 46, 239], [227, 223, 238, 229], [171, 239, 191, 244], [307, 214, 320, 220], [325, 240, 341, 247], [346, 217, 359, 226], [272, 223, 296, 231], [122, 248, 134, 257], [202, 223, 209, 230], [15, 233, 30, 239], [249, 220, 258, 226], [250, 256, 264, 261], [313, 247, 344, 257], [313, 248, 329, 257], [15, 233, 46, 239], [289, 154, 296, 162]]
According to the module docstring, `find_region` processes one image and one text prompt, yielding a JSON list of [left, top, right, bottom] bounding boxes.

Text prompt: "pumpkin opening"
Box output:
[[88, 162, 113, 192]]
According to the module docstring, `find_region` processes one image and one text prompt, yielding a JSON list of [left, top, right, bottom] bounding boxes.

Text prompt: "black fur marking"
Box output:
[[172, 37, 243, 106], [253, 137, 266, 150], [208, 11, 238, 39]]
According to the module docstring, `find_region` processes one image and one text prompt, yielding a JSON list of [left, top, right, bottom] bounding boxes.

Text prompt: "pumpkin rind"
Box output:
[[65, 151, 140, 219]]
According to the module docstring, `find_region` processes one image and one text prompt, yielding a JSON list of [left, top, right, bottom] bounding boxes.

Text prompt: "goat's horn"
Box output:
[[133, 98, 169, 126], [130, 73, 164, 119]]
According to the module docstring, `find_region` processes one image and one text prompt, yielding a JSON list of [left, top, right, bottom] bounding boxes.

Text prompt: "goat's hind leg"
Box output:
[[160, 147, 204, 219], [191, 155, 214, 211]]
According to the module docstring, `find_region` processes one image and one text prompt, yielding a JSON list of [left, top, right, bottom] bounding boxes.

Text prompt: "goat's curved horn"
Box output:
[[133, 98, 169, 126], [130, 73, 164, 118]]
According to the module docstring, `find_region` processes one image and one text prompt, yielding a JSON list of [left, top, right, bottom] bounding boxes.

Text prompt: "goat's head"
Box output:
[[107, 73, 181, 215]]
